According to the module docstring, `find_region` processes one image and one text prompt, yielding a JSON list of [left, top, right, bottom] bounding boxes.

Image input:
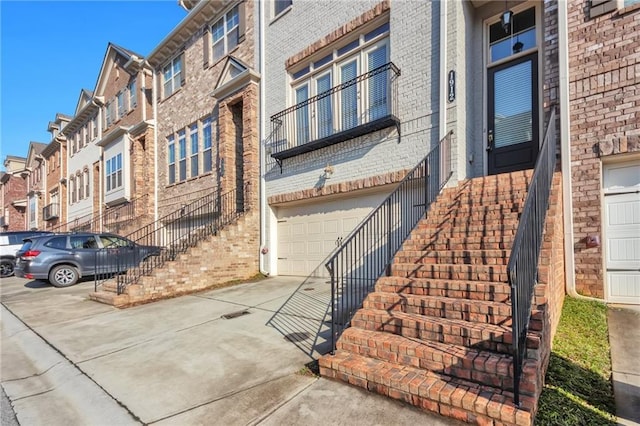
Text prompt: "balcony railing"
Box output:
[[269, 62, 400, 164], [42, 203, 60, 221]]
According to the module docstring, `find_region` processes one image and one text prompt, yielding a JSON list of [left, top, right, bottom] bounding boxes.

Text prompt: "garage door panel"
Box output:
[[604, 161, 640, 305], [608, 272, 640, 304], [276, 192, 387, 276]]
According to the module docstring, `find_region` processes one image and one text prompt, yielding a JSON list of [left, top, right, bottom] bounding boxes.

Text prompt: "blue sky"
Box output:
[[0, 0, 188, 168]]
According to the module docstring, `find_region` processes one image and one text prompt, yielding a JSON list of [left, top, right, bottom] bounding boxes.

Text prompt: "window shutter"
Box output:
[[238, 1, 246, 43], [181, 52, 187, 86], [203, 27, 210, 68]]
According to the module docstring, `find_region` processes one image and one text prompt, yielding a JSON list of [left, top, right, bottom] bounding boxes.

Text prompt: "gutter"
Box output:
[[258, 0, 269, 276], [558, 0, 598, 301], [151, 64, 159, 225]]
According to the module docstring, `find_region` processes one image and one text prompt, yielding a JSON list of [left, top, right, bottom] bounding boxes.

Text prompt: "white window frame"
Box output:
[[163, 56, 182, 98], [129, 80, 137, 109], [189, 123, 199, 178], [202, 117, 213, 173], [106, 154, 123, 193], [117, 91, 126, 118], [84, 169, 90, 199], [288, 24, 390, 143], [211, 5, 239, 62], [167, 135, 176, 185], [178, 130, 187, 182]]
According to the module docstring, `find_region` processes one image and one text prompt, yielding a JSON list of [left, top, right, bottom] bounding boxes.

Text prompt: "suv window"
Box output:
[[100, 235, 131, 248], [70, 236, 98, 249], [44, 237, 68, 249], [7, 233, 33, 245]]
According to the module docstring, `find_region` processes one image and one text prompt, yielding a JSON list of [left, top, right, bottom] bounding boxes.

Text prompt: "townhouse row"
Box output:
[[1, 0, 639, 307]]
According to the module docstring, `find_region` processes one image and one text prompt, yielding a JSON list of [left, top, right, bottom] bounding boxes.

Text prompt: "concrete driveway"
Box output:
[[1, 275, 460, 426]]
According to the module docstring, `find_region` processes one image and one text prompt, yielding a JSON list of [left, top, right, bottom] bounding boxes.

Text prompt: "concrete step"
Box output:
[[319, 351, 535, 425], [362, 292, 512, 325], [374, 276, 512, 303]]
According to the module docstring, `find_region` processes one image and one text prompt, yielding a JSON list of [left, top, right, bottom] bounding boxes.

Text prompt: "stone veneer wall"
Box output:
[[567, 0, 640, 297]]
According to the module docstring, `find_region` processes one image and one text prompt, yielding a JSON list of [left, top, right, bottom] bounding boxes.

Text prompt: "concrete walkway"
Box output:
[[1, 276, 460, 426], [608, 304, 640, 426]]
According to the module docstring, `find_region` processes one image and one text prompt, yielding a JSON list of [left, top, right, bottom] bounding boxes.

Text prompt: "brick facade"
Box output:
[[567, 0, 640, 297], [1, 157, 28, 231]]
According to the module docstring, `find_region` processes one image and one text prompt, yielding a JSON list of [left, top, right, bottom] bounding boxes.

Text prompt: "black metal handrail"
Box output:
[[508, 108, 557, 405], [94, 184, 249, 294], [50, 211, 93, 232], [94, 193, 150, 233], [325, 132, 452, 351], [42, 203, 60, 221], [269, 62, 400, 158]]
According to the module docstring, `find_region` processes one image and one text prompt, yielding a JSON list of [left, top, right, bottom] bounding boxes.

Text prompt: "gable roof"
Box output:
[[94, 42, 145, 97], [74, 89, 94, 115]]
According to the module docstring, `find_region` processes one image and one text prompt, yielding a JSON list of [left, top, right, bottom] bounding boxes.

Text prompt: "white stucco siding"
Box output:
[[103, 135, 130, 205]]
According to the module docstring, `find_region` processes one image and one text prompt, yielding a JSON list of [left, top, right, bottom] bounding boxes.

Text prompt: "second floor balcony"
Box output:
[[43, 203, 60, 221], [269, 62, 400, 164]]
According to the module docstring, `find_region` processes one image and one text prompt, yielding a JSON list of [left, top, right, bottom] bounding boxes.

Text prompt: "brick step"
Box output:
[[88, 290, 129, 307], [98, 280, 119, 293], [414, 222, 519, 235], [403, 235, 516, 251], [351, 308, 516, 354], [420, 211, 522, 227], [393, 249, 510, 266], [319, 351, 534, 425], [434, 193, 527, 207], [362, 292, 512, 325], [336, 328, 515, 390], [390, 263, 509, 282], [374, 276, 511, 303], [427, 204, 525, 216]]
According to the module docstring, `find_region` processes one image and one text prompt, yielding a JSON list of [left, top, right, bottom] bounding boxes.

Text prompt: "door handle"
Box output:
[[487, 130, 494, 152]]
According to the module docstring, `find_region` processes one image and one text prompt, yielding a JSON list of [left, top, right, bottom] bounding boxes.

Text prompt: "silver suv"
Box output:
[[14, 232, 162, 287], [0, 231, 52, 278]]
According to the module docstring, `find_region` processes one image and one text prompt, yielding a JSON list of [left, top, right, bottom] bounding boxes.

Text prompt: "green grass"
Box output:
[[536, 297, 617, 425]]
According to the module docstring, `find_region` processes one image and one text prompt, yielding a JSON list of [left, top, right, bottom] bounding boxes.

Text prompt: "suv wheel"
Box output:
[[49, 265, 79, 287], [0, 259, 14, 278]]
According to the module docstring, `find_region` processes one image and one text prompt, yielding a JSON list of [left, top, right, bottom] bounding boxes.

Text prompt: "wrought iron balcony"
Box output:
[[43, 203, 60, 221], [269, 62, 400, 164]]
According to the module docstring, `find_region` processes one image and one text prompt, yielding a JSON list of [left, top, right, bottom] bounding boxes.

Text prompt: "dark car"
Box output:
[[14, 232, 162, 287], [0, 231, 53, 278]]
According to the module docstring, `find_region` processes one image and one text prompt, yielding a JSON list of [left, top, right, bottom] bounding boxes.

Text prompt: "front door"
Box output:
[[487, 53, 538, 175], [486, 5, 539, 176]]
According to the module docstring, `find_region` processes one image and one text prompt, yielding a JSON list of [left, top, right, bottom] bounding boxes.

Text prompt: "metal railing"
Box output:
[[269, 62, 400, 158], [42, 203, 60, 221], [507, 109, 557, 405], [50, 211, 93, 232], [325, 132, 452, 350], [94, 184, 249, 294]]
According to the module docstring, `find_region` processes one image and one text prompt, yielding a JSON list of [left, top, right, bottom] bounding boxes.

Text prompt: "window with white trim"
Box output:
[[84, 169, 90, 198], [178, 130, 187, 182], [29, 197, 36, 224], [78, 172, 84, 200], [70, 177, 76, 204], [106, 153, 123, 192], [289, 22, 390, 142], [105, 102, 114, 127], [212, 5, 239, 62], [168, 135, 176, 185], [117, 91, 126, 118], [163, 56, 183, 98], [190, 124, 199, 178], [203, 117, 213, 173], [274, 0, 292, 17], [129, 80, 137, 109], [92, 115, 98, 139]]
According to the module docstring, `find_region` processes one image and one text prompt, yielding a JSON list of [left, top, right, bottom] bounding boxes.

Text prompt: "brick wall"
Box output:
[[1, 175, 27, 231], [567, 0, 640, 297]]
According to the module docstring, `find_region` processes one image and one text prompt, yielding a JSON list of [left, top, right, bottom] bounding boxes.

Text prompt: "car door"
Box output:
[[69, 235, 101, 276], [99, 235, 139, 272]]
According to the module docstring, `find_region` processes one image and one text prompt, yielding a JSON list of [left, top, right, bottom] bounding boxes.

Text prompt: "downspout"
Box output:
[[439, 0, 447, 140], [151, 65, 159, 224], [558, 0, 597, 301], [258, 0, 269, 276]]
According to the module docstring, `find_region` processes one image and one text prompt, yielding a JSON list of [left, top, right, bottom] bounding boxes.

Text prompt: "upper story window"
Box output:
[[212, 5, 239, 62], [29, 197, 36, 224], [274, 0, 292, 18], [70, 176, 77, 204], [167, 135, 176, 185], [203, 117, 213, 173], [92, 116, 98, 139], [84, 169, 90, 198], [105, 102, 114, 127], [286, 22, 391, 143], [129, 81, 137, 109], [163, 55, 183, 98], [78, 172, 84, 200], [178, 130, 187, 182], [117, 91, 126, 118], [105, 153, 123, 192], [189, 124, 199, 178]]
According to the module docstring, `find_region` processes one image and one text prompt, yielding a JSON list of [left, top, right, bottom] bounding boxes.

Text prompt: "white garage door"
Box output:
[[277, 192, 387, 277], [603, 161, 640, 305]]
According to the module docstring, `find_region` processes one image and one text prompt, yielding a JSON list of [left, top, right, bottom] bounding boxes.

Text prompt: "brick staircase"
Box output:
[[89, 211, 260, 307], [320, 170, 564, 425]]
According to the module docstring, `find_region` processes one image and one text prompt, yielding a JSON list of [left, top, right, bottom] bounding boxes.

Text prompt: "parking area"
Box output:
[[1, 275, 460, 425]]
